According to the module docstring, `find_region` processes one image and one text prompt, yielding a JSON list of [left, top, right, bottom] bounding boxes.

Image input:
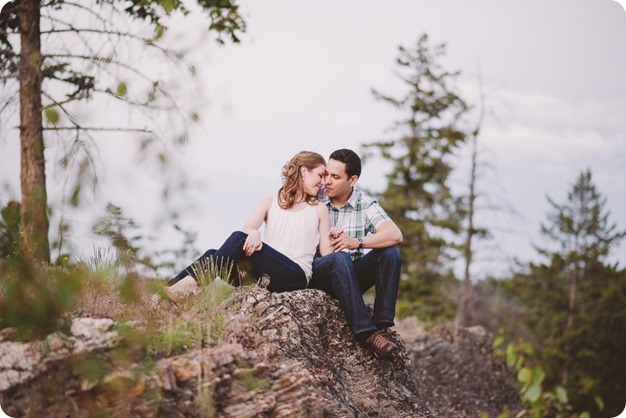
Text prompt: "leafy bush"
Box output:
[[0, 257, 83, 340], [490, 331, 601, 418]]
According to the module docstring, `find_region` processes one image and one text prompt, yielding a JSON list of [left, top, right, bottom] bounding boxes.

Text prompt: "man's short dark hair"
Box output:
[[329, 149, 362, 178]]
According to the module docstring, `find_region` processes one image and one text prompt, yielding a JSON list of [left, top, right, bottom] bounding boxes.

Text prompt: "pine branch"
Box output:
[[43, 126, 153, 133]]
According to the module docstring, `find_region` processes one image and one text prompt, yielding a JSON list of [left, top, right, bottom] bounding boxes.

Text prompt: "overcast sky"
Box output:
[[1, 0, 625, 278]]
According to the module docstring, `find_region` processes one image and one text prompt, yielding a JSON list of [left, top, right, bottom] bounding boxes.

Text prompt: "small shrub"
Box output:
[[191, 257, 235, 287], [492, 330, 599, 418], [235, 368, 272, 392], [0, 257, 82, 340]]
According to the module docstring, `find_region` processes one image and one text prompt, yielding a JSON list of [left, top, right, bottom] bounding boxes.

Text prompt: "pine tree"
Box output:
[[364, 34, 469, 322], [506, 169, 626, 415], [539, 170, 625, 386]]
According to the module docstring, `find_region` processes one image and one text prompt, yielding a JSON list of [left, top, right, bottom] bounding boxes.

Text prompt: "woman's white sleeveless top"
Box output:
[[264, 196, 319, 281]]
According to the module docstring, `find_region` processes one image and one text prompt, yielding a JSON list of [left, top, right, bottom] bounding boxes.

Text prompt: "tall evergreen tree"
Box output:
[[0, 0, 246, 263], [539, 170, 625, 386], [506, 169, 626, 416], [364, 34, 469, 321]]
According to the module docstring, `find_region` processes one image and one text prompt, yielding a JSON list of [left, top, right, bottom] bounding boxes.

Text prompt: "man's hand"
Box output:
[[330, 230, 359, 252], [243, 230, 263, 256]]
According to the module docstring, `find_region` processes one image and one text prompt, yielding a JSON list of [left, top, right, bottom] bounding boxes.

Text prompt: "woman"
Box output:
[[168, 151, 332, 293]]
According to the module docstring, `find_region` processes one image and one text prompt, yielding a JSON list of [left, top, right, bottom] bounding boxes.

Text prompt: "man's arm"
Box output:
[[330, 220, 402, 252], [360, 219, 403, 248]]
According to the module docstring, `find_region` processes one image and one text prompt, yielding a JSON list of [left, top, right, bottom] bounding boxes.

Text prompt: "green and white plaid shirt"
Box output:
[[319, 187, 390, 260]]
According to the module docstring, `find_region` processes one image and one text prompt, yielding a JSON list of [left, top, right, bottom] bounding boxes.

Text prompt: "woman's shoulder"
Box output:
[[315, 201, 328, 216]]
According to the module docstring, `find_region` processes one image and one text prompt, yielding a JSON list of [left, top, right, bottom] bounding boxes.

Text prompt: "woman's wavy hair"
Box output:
[[278, 151, 326, 209]]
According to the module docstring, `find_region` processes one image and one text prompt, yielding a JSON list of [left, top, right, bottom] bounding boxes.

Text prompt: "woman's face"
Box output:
[[301, 164, 326, 196]]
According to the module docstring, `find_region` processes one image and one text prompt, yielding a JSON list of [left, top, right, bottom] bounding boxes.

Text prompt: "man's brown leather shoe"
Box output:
[[365, 330, 398, 359]]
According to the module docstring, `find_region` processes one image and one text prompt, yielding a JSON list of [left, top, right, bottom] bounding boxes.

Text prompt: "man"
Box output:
[[309, 149, 403, 359]]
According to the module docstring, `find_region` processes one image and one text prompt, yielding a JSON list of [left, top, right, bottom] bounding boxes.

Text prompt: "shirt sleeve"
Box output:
[[365, 200, 390, 234]]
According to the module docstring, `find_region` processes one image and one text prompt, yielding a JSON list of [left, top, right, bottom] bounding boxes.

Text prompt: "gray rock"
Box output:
[[407, 323, 523, 418], [0, 287, 521, 417]]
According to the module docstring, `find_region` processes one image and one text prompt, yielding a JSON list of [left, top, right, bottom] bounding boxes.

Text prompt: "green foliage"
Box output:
[[395, 271, 459, 326], [538, 170, 626, 265], [76, 353, 106, 385], [572, 267, 626, 417], [492, 334, 594, 418], [150, 223, 201, 275], [191, 256, 235, 287], [364, 33, 470, 323], [93, 203, 144, 270], [115, 81, 128, 97], [147, 320, 194, 356], [503, 170, 625, 416], [0, 0, 245, 116], [44, 108, 60, 125], [0, 241, 247, 418], [0, 200, 21, 259], [0, 0, 247, 264], [235, 368, 272, 392], [0, 257, 83, 340], [90, 203, 205, 282]]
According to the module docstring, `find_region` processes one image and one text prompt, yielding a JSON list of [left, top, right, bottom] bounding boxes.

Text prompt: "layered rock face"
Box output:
[[0, 287, 521, 417], [406, 324, 523, 417], [224, 288, 435, 418]]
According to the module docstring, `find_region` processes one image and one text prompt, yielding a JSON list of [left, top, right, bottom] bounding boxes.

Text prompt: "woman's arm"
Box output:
[[241, 196, 272, 256], [316, 203, 333, 256]]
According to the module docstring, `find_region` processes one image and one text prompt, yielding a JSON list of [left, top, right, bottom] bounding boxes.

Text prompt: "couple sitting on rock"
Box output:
[[167, 149, 403, 359]]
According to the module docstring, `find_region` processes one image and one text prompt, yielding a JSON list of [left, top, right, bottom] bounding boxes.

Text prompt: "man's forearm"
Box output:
[[360, 228, 402, 249]]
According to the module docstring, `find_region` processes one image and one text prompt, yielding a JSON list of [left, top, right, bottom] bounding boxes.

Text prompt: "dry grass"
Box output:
[[70, 254, 239, 358], [0, 247, 240, 358]]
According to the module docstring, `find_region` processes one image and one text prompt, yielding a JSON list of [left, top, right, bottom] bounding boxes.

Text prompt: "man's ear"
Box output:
[[349, 175, 359, 187]]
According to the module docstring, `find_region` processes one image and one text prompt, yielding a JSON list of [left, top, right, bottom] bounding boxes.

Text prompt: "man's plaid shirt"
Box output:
[[318, 187, 391, 260]]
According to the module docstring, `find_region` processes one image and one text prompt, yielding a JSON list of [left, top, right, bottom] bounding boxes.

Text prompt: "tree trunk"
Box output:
[[19, 0, 50, 264], [456, 132, 476, 329], [456, 72, 485, 329], [561, 264, 578, 386]]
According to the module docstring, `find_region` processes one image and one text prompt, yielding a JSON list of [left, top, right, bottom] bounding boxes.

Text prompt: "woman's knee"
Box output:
[[201, 248, 217, 258], [218, 231, 248, 249], [230, 231, 248, 240]]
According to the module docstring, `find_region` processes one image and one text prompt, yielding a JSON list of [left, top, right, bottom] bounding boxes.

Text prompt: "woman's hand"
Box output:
[[330, 230, 359, 252], [243, 230, 263, 256], [329, 226, 343, 239], [241, 196, 271, 256]]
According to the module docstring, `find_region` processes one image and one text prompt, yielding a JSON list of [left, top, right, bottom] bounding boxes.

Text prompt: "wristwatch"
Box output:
[[357, 238, 363, 249]]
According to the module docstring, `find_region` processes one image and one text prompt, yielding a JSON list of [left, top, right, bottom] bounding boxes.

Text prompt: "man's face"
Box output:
[[325, 159, 357, 200]]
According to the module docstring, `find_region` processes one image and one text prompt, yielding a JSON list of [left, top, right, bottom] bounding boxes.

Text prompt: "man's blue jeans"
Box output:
[[168, 231, 308, 293], [309, 247, 402, 337]]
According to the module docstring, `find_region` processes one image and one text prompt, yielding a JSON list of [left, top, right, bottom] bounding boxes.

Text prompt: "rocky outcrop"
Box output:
[[224, 288, 435, 418], [0, 286, 521, 417], [0, 317, 120, 392], [407, 324, 523, 417]]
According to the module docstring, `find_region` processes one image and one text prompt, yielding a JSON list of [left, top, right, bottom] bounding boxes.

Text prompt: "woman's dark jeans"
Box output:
[[168, 231, 308, 293]]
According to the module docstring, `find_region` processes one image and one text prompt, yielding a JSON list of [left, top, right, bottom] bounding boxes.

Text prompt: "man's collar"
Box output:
[[321, 187, 359, 209], [346, 187, 359, 208]]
